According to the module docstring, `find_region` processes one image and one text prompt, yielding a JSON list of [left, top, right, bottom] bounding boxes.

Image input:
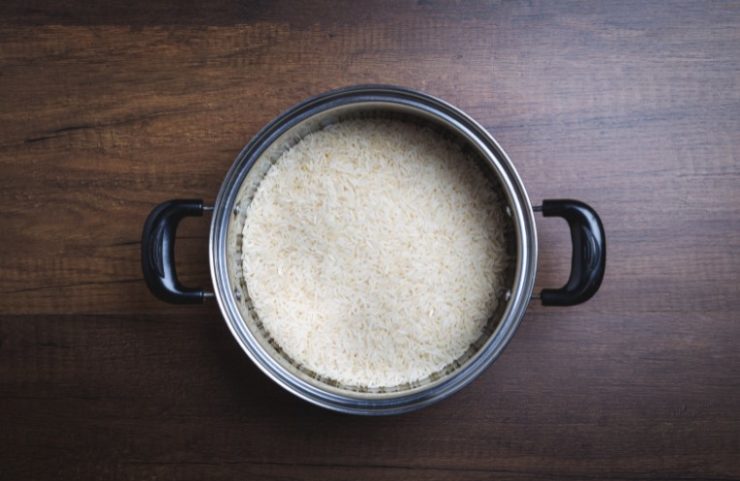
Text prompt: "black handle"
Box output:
[[141, 199, 208, 304], [539, 199, 606, 306]]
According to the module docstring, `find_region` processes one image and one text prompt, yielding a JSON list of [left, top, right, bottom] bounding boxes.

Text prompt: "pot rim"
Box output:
[[208, 84, 538, 415]]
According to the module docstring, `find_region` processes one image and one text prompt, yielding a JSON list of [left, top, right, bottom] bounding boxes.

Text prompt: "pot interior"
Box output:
[[224, 102, 517, 398]]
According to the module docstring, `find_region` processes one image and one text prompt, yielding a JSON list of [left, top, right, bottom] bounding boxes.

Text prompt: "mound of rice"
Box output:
[[242, 118, 508, 388]]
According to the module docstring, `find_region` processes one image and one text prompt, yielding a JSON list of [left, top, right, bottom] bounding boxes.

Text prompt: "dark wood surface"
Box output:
[[2, 1, 739, 479]]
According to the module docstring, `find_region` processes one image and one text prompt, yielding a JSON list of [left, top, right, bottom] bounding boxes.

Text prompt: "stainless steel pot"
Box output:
[[141, 85, 606, 415]]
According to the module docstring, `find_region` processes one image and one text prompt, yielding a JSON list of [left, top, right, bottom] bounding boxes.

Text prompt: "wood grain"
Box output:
[[1, 1, 739, 480]]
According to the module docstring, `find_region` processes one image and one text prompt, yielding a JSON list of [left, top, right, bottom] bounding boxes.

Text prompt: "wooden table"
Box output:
[[2, 1, 739, 479]]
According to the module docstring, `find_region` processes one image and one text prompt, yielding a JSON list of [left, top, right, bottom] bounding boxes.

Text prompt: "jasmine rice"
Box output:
[[242, 119, 508, 388]]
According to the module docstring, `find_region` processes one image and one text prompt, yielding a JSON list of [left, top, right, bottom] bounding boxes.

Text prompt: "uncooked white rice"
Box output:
[[242, 118, 508, 388]]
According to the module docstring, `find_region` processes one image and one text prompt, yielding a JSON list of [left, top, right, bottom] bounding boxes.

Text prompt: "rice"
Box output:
[[241, 118, 508, 388]]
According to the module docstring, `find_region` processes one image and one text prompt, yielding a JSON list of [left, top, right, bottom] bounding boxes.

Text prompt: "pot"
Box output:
[[141, 85, 606, 415]]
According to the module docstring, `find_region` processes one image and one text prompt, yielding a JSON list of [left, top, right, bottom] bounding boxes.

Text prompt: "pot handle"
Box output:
[[535, 199, 606, 306], [141, 199, 213, 304]]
